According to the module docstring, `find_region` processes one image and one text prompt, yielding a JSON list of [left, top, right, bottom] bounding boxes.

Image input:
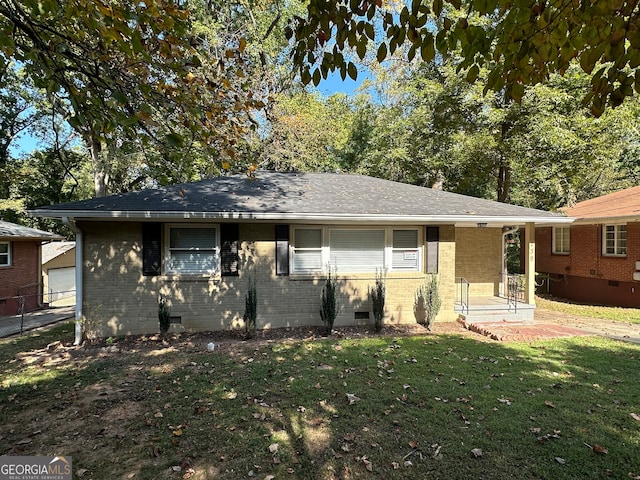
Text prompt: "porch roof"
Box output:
[[32, 172, 572, 226]]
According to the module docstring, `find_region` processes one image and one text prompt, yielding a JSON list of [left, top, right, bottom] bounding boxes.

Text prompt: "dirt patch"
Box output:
[[76, 322, 473, 357]]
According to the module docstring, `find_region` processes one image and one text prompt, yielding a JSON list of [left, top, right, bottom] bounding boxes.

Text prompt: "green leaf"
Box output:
[[420, 34, 435, 62], [377, 42, 387, 62], [166, 133, 183, 147], [466, 64, 480, 83], [347, 62, 357, 80]]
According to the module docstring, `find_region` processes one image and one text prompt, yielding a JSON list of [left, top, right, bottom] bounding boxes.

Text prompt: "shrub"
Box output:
[[243, 275, 257, 338], [414, 274, 441, 330], [369, 270, 386, 333], [320, 267, 337, 335], [158, 296, 171, 338]]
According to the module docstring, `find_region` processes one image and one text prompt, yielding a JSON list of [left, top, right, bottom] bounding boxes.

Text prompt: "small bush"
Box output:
[[158, 296, 171, 338], [320, 267, 337, 335], [243, 275, 257, 338], [414, 274, 441, 330], [369, 270, 386, 333]]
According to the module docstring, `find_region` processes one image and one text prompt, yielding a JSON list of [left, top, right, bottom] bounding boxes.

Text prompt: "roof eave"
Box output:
[[31, 209, 574, 225]]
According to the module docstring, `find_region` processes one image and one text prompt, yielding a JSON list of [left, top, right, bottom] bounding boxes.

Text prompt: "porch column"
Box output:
[[524, 222, 536, 305]]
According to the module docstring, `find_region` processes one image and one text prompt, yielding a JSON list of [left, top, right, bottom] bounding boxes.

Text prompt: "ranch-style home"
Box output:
[[32, 172, 572, 342], [0, 220, 63, 315], [536, 185, 640, 307]]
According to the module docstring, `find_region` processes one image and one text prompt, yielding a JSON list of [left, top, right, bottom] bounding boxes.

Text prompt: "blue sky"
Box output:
[[317, 70, 366, 97]]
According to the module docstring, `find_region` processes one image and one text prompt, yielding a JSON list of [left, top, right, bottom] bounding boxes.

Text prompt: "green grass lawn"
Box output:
[[536, 294, 640, 324], [1, 323, 640, 479]]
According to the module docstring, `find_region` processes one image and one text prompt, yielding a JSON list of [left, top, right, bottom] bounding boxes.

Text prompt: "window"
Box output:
[[552, 227, 570, 254], [392, 229, 420, 270], [0, 242, 10, 266], [330, 229, 385, 272], [165, 225, 219, 274], [603, 224, 627, 256], [291, 228, 323, 273], [291, 227, 422, 274]]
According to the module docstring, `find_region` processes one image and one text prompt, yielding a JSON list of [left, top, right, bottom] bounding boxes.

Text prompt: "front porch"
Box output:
[[454, 293, 536, 323], [452, 223, 537, 324]]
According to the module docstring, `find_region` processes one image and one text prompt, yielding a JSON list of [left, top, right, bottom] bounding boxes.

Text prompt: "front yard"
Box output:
[[1, 322, 639, 479]]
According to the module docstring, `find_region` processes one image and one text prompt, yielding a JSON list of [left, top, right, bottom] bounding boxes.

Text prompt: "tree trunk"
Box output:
[[85, 132, 109, 197], [497, 155, 511, 203]]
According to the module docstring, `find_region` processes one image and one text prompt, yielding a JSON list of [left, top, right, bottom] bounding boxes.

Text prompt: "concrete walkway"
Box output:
[[460, 309, 640, 344], [534, 309, 640, 344], [0, 306, 75, 338]]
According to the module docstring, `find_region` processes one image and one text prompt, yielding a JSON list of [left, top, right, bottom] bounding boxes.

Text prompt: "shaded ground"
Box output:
[[0, 305, 75, 337]]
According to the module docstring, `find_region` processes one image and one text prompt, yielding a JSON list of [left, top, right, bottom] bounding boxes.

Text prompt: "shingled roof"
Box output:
[[564, 185, 640, 222], [0, 220, 63, 241], [32, 172, 571, 226]]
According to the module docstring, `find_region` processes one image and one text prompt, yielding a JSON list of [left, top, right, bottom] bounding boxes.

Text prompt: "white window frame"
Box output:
[[0, 241, 10, 267], [552, 227, 570, 255], [164, 224, 220, 275], [290, 226, 423, 274], [291, 226, 324, 274], [602, 224, 627, 257]]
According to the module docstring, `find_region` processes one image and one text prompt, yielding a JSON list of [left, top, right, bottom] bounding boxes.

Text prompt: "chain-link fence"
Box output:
[[0, 288, 75, 337]]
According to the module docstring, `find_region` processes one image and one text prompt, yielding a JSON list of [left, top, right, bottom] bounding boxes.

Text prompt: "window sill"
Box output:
[[289, 271, 426, 281], [551, 252, 570, 256], [159, 273, 221, 282]]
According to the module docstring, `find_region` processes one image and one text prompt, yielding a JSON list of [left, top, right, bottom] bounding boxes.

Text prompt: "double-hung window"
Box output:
[[165, 225, 219, 274], [603, 224, 626, 256], [0, 242, 10, 266], [291, 228, 323, 273], [552, 227, 570, 254], [392, 229, 420, 270], [290, 226, 422, 274]]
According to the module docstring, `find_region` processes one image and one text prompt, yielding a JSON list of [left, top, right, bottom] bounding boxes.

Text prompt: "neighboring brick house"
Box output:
[[536, 185, 640, 307], [0, 221, 63, 315], [33, 172, 570, 340]]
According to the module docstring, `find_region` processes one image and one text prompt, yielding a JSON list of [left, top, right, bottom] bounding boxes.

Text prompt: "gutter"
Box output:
[[33, 210, 576, 226], [62, 217, 83, 345]]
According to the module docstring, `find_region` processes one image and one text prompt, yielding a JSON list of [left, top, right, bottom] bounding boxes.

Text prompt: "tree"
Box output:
[[287, 0, 640, 115], [256, 91, 354, 171], [0, 0, 265, 196]]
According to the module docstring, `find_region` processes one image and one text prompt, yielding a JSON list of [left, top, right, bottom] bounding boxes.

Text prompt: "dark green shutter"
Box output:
[[220, 223, 239, 276], [275, 225, 289, 276], [142, 223, 162, 276], [426, 226, 439, 273]]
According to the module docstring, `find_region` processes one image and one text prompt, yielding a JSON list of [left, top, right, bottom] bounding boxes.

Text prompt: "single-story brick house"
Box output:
[[0, 220, 63, 315], [536, 185, 640, 307], [32, 172, 572, 341]]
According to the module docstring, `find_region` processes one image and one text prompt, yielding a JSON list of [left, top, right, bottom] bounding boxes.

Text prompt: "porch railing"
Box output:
[[502, 273, 525, 313], [457, 277, 470, 315]]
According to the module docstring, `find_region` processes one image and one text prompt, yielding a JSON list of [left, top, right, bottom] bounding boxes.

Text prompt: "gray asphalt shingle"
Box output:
[[32, 172, 567, 222]]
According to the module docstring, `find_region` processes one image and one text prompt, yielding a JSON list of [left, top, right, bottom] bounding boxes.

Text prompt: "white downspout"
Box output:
[[501, 226, 520, 296], [63, 217, 83, 345]]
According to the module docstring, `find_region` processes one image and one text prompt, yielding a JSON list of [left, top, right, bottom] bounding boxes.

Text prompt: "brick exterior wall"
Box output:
[[455, 227, 503, 297], [0, 241, 42, 315], [78, 222, 500, 337], [536, 223, 640, 307]]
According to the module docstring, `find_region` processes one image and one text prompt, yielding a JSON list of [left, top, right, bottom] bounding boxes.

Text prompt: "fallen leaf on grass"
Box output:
[[630, 413, 640, 422], [268, 443, 279, 454], [555, 457, 566, 465], [346, 393, 360, 405], [77, 469, 88, 477], [16, 438, 31, 445], [545, 400, 556, 408], [391, 462, 399, 470], [408, 440, 418, 449], [471, 448, 483, 458], [265, 476, 275, 480], [584, 442, 608, 454]]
